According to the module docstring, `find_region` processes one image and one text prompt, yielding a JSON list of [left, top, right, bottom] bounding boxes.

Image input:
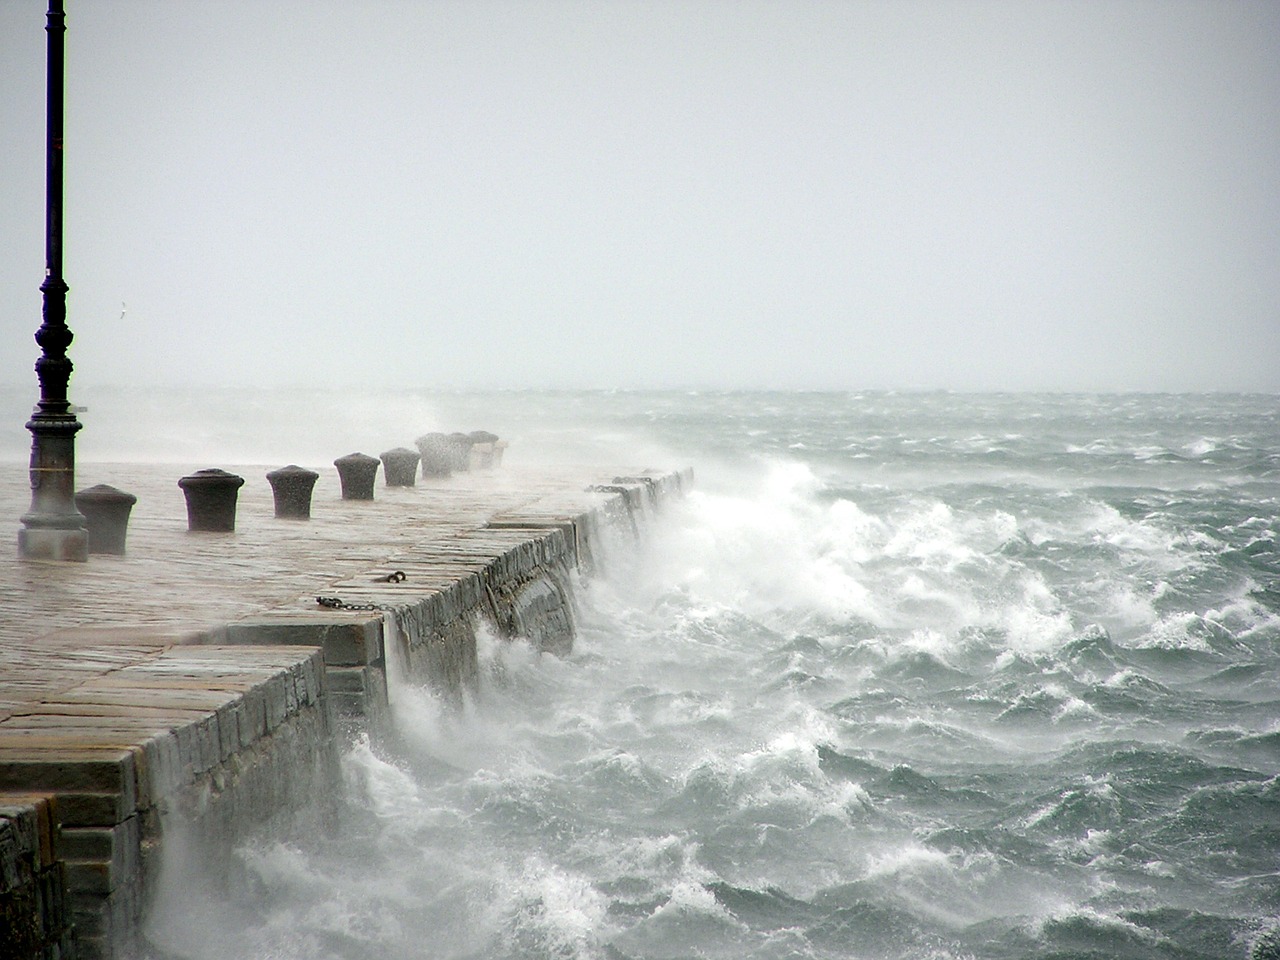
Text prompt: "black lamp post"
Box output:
[[19, 0, 87, 562]]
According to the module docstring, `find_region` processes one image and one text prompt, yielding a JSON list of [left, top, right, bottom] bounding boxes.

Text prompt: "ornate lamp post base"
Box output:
[[19, 524, 88, 563], [19, 413, 87, 562]]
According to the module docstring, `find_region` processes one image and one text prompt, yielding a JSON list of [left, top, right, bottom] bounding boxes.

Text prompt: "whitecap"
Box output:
[[341, 735, 427, 824], [652, 878, 732, 919], [502, 857, 611, 958], [1031, 904, 1164, 946], [862, 842, 953, 879]]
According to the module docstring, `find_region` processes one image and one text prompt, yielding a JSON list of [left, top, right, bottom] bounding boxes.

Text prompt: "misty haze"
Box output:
[[2, 0, 1278, 394]]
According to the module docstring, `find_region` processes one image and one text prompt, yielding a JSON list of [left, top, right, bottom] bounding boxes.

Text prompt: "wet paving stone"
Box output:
[[0, 461, 646, 721]]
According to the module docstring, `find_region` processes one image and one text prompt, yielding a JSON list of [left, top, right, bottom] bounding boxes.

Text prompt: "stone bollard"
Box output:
[[380, 447, 421, 487], [334, 452, 380, 500], [74, 484, 138, 555], [447, 433, 475, 472], [178, 469, 245, 532], [468, 431, 499, 469], [266, 464, 320, 520], [415, 433, 453, 478]]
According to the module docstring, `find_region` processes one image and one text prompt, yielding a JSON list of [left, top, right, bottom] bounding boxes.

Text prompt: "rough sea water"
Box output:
[[20, 388, 1274, 960]]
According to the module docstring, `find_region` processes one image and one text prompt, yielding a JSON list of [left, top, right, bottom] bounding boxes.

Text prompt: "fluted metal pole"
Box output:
[[19, 0, 87, 562]]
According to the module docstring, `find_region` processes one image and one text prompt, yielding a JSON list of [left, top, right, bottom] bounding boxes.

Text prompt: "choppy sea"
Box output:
[[8, 387, 1278, 960]]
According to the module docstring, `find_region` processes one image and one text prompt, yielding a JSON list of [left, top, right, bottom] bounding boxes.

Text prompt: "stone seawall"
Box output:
[[1, 795, 71, 960], [0, 647, 334, 959], [218, 469, 692, 724], [0, 464, 690, 959]]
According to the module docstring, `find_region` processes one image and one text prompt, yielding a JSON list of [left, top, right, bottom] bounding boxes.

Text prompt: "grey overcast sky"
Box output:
[[1, 0, 1277, 392]]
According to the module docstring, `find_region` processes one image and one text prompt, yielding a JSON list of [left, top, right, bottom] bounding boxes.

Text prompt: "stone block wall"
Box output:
[[0, 647, 338, 960], [0, 795, 72, 960], [380, 471, 693, 692], [216, 616, 388, 733], [219, 471, 692, 713]]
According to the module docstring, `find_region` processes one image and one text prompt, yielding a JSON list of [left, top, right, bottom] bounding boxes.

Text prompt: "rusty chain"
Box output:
[[315, 570, 407, 611], [315, 597, 388, 611]]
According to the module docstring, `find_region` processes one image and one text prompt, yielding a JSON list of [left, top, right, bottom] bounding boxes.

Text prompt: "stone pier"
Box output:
[[0, 461, 690, 959]]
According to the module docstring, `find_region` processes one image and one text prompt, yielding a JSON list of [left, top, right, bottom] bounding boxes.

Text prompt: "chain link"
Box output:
[[316, 596, 390, 611], [315, 571, 407, 611]]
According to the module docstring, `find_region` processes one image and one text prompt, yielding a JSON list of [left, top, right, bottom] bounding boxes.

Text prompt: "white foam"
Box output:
[[862, 842, 953, 879], [1030, 905, 1163, 946], [505, 857, 610, 957], [636, 461, 886, 623], [342, 735, 427, 823], [1141, 612, 1217, 652], [1094, 580, 1163, 632], [652, 878, 730, 918], [1021, 776, 1116, 831], [638, 460, 1091, 666]]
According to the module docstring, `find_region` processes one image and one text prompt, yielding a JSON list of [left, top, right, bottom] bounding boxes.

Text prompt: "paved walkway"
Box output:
[[0, 459, 628, 723]]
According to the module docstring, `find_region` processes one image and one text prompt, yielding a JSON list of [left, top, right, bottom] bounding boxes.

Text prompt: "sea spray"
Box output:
[[126, 390, 1279, 960]]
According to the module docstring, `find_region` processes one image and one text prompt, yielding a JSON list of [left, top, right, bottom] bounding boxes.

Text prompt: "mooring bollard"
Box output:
[[380, 447, 420, 487], [415, 433, 453, 478], [468, 431, 499, 469], [177, 468, 245, 532], [74, 484, 137, 555], [334, 452, 380, 500], [266, 464, 320, 520], [448, 433, 475, 472]]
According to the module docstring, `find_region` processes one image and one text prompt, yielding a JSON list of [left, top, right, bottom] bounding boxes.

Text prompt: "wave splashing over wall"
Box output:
[[134, 391, 1280, 960]]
